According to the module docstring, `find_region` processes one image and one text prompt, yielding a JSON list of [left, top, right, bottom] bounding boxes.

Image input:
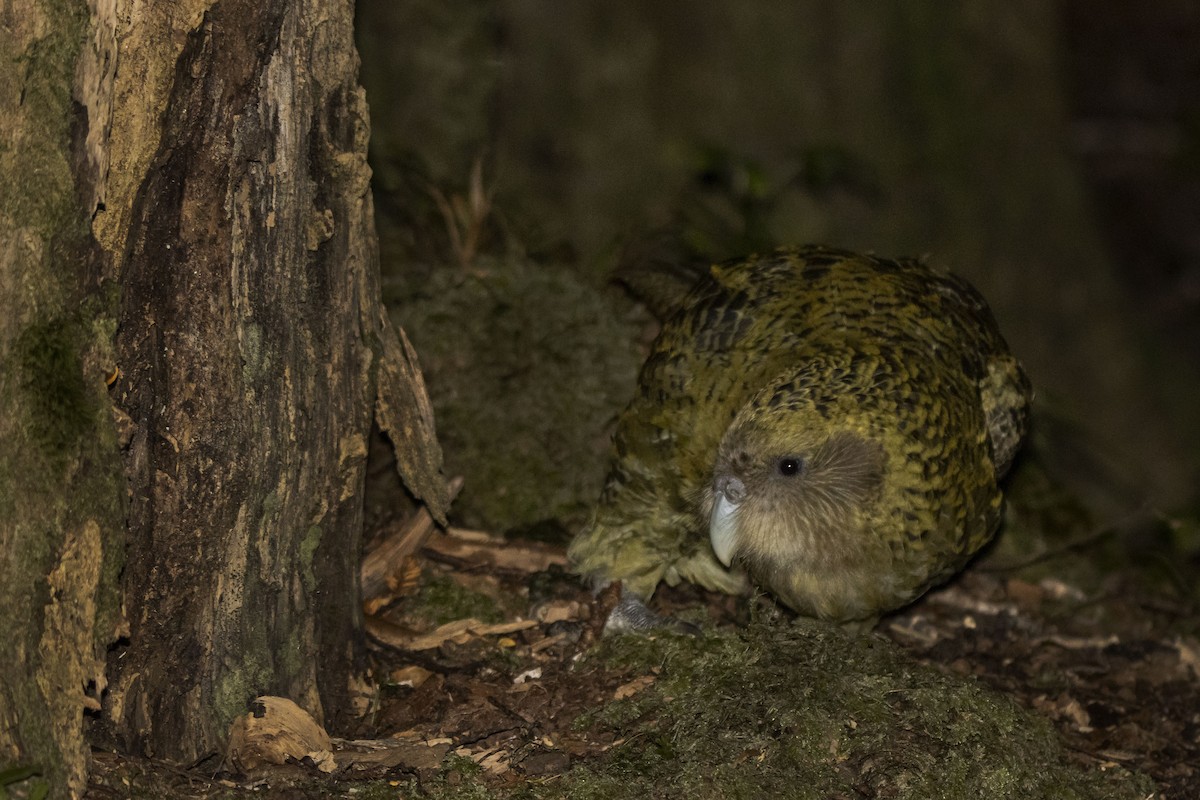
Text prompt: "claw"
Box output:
[[604, 591, 701, 637]]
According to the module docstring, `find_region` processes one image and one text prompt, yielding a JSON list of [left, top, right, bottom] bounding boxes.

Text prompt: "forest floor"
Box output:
[[84, 513, 1199, 800]]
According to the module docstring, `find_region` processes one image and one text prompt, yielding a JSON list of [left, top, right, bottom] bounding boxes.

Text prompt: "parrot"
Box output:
[[569, 246, 1031, 627]]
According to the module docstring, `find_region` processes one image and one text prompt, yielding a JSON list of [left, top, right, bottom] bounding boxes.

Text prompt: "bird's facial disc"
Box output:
[[710, 395, 887, 578]]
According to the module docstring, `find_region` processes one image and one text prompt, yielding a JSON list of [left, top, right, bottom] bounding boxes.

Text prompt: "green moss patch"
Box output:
[[552, 622, 1154, 800]]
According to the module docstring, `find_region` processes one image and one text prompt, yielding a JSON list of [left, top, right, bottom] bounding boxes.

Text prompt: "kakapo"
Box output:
[[569, 246, 1031, 625]]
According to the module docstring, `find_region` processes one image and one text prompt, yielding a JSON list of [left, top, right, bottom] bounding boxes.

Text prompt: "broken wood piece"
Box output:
[[389, 665, 434, 688], [227, 696, 333, 773], [422, 528, 567, 574], [366, 616, 538, 651], [361, 476, 464, 602], [612, 675, 656, 701], [532, 599, 585, 624], [375, 317, 451, 525], [530, 632, 569, 654], [330, 737, 450, 773]]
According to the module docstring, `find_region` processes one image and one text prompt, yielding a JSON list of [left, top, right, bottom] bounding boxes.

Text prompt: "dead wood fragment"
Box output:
[[422, 528, 568, 573], [375, 318, 452, 524], [390, 665, 435, 688], [330, 737, 450, 774], [227, 697, 333, 773], [462, 746, 511, 775], [612, 675, 656, 701], [361, 476, 464, 603], [530, 632, 570, 653], [367, 616, 537, 651], [227, 695, 457, 778], [532, 599, 586, 624]]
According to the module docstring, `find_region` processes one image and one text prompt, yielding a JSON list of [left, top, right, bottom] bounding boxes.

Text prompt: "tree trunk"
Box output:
[[1, 4, 126, 797], [2, 0, 447, 792]]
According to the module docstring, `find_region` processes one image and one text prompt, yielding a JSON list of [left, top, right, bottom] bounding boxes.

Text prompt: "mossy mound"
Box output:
[[391, 257, 644, 535], [547, 622, 1153, 800]]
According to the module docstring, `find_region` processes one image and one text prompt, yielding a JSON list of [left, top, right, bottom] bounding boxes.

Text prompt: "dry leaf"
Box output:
[[390, 665, 433, 688], [613, 675, 656, 701]]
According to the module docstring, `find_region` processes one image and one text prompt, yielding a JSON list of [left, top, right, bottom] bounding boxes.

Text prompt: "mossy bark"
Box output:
[[2, 0, 447, 791], [0, 2, 125, 797], [103, 0, 447, 764]]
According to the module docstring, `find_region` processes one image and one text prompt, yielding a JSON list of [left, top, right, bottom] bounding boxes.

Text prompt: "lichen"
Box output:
[[212, 653, 273, 734]]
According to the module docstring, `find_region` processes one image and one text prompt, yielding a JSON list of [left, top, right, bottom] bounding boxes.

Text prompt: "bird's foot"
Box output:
[[604, 591, 701, 637]]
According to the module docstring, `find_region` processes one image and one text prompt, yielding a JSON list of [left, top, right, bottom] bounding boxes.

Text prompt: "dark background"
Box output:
[[354, 0, 1200, 539]]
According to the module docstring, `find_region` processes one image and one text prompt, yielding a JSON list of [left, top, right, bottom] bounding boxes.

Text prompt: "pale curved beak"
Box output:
[[709, 476, 744, 567]]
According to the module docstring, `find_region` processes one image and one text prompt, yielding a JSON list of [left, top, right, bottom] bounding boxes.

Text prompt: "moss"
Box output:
[[0, 2, 87, 239], [0, 1, 126, 794], [422, 755, 493, 800], [0, 765, 50, 800], [546, 622, 1155, 800], [299, 525, 323, 594], [11, 319, 93, 468], [392, 256, 643, 535], [411, 574, 506, 628], [212, 654, 273, 735]]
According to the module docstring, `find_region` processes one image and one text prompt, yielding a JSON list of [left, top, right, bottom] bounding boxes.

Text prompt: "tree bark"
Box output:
[[1, 3, 126, 797], [104, 0, 448, 764], [2, 0, 447, 791]]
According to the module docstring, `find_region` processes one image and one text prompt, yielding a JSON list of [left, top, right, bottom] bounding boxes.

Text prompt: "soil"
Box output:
[[84, 528, 1199, 799]]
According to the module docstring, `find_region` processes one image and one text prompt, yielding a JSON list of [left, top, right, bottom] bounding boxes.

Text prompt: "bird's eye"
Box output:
[[778, 458, 803, 477]]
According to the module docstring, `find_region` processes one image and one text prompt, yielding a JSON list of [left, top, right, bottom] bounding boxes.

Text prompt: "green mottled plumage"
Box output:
[[569, 246, 1031, 623]]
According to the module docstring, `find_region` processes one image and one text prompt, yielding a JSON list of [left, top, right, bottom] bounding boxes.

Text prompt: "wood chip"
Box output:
[[1004, 578, 1045, 609], [513, 667, 542, 685], [1037, 634, 1120, 650], [531, 632, 569, 653], [534, 599, 585, 624], [227, 696, 332, 772], [390, 665, 433, 688], [331, 737, 450, 772], [468, 747, 511, 775]]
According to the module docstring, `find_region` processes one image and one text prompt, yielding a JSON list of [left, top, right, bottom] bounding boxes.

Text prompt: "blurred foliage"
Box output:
[[359, 0, 1200, 539]]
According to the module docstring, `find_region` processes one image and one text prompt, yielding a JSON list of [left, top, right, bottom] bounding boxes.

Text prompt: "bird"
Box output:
[[569, 245, 1031, 627]]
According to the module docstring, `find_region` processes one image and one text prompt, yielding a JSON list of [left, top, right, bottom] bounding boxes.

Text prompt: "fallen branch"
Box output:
[[361, 476, 464, 602], [366, 616, 537, 651], [421, 528, 567, 574]]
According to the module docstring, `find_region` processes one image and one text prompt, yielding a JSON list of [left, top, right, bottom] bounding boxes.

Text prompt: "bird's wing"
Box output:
[[979, 353, 1032, 478]]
